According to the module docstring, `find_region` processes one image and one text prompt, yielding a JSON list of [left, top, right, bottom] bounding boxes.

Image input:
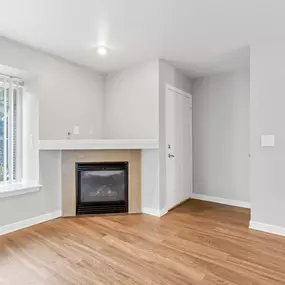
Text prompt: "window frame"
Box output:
[[0, 75, 23, 185]]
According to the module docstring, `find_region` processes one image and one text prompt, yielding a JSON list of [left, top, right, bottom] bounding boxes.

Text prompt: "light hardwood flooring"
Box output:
[[1, 200, 285, 284]]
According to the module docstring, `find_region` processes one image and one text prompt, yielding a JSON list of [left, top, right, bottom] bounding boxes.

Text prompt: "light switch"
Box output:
[[261, 135, 275, 147], [73, 125, 80, 135]]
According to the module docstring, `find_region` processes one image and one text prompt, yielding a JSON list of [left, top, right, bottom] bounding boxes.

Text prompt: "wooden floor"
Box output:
[[1, 200, 285, 285]]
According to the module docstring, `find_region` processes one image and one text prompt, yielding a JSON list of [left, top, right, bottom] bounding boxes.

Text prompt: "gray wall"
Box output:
[[158, 60, 192, 210], [192, 69, 250, 202], [103, 60, 159, 139], [0, 37, 104, 140], [0, 37, 103, 228], [0, 151, 61, 226], [250, 44, 285, 227], [141, 149, 160, 210]]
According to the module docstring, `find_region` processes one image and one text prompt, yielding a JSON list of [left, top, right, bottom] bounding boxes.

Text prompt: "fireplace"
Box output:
[[76, 162, 128, 215]]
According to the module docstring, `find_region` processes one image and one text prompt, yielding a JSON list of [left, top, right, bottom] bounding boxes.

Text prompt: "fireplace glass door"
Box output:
[[76, 162, 128, 214]]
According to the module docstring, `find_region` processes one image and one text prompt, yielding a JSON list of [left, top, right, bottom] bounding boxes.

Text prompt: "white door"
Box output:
[[166, 85, 192, 210]]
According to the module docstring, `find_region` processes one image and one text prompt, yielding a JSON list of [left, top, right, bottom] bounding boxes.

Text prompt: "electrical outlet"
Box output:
[[261, 135, 275, 147], [89, 127, 94, 135], [73, 125, 80, 135]]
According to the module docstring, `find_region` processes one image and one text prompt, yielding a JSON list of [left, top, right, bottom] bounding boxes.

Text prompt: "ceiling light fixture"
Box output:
[[97, 46, 107, 56]]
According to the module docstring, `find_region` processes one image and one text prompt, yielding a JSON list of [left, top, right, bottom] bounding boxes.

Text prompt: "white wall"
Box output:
[[103, 61, 159, 139], [103, 59, 191, 212], [141, 149, 160, 211], [192, 69, 250, 202], [0, 37, 103, 228], [158, 60, 192, 210], [0, 37, 104, 140], [250, 44, 285, 228], [0, 151, 61, 227]]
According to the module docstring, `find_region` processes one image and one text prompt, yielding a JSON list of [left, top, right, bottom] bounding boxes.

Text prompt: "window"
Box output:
[[0, 75, 23, 185]]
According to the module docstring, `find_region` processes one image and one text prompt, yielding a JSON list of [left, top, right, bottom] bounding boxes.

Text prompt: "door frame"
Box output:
[[165, 84, 193, 211]]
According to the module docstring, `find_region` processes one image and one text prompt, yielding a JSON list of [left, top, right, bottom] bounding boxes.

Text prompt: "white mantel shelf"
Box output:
[[38, 139, 159, 150]]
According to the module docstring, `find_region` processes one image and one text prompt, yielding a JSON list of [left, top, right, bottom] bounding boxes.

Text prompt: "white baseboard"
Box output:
[[191, 193, 251, 209], [159, 207, 168, 217], [249, 221, 285, 237], [142, 207, 168, 217], [0, 210, 62, 236]]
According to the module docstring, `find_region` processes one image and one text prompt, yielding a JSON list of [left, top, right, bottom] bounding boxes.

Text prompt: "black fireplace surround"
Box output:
[[76, 162, 128, 215]]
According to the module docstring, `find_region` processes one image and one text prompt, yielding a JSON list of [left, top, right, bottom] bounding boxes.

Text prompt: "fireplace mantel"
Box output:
[[39, 139, 158, 150]]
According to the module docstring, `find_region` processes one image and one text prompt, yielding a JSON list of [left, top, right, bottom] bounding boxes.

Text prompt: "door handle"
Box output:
[[168, 153, 175, 158]]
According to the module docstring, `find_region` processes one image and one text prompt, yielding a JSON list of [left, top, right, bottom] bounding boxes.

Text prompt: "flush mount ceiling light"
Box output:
[[96, 46, 107, 56]]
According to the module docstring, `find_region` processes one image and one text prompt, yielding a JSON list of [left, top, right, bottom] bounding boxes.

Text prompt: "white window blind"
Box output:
[[0, 75, 23, 185]]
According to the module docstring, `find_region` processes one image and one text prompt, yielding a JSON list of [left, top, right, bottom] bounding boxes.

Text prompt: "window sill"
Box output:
[[0, 182, 42, 198]]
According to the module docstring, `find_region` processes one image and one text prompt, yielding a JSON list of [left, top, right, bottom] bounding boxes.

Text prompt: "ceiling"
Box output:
[[0, 0, 284, 77]]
